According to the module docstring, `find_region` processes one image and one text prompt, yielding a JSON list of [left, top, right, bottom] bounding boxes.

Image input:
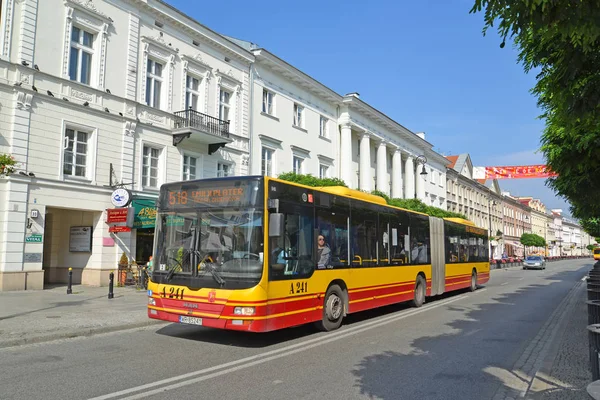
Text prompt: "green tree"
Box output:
[[587, 244, 596, 252], [520, 233, 546, 248], [470, 1, 600, 221]]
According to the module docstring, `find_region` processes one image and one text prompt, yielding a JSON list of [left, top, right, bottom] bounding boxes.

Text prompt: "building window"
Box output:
[[261, 147, 274, 176], [319, 164, 329, 179], [293, 156, 303, 174], [63, 128, 89, 178], [69, 27, 94, 85], [293, 104, 303, 127], [219, 89, 231, 121], [182, 155, 197, 180], [145, 59, 163, 108], [185, 75, 201, 111], [262, 89, 274, 115], [142, 146, 161, 188], [319, 116, 328, 137], [217, 162, 232, 177]]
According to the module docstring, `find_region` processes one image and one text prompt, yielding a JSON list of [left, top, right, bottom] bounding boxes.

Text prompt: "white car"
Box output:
[[523, 255, 546, 270]]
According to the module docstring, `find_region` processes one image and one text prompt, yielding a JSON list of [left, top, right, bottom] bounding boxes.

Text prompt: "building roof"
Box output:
[[446, 155, 459, 169]]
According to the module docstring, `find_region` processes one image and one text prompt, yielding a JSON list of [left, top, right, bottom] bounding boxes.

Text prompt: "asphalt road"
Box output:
[[0, 259, 591, 400]]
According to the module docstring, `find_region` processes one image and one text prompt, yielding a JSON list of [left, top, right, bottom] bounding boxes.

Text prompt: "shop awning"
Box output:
[[132, 199, 156, 229], [505, 240, 524, 248]]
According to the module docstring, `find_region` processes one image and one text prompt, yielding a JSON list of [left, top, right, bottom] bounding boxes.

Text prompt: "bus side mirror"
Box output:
[[269, 213, 284, 238]]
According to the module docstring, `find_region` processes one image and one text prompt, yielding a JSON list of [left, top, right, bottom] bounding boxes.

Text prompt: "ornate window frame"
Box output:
[[214, 69, 242, 135], [61, 0, 112, 89], [181, 54, 211, 114], [141, 34, 177, 112]]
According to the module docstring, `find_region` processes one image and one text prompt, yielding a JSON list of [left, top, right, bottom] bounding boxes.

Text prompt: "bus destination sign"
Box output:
[[168, 187, 245, 206]]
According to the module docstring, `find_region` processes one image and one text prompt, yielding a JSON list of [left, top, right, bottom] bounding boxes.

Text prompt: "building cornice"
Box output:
[[343, 95, 449, 166], [122, 0, 254, 64], [252, 49, 342, 104]]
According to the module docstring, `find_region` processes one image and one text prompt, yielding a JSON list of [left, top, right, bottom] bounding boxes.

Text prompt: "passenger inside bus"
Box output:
[[317, 234, 331, 269]]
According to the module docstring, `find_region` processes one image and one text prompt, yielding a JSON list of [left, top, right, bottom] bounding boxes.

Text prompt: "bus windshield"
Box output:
[[152, 178, 264, 290]]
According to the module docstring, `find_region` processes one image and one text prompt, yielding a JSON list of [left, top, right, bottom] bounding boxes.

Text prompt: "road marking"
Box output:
[[582, 276, 588, 282], [500, 282, 509, 286], [89, 289, 486, 400], [519, 277, 525, 281]]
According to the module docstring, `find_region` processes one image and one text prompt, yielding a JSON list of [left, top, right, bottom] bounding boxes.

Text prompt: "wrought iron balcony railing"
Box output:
[[173, 109, 230, 138]]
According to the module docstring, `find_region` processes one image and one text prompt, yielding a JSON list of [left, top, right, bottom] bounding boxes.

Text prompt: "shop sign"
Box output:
[[111, 188, 132, 208], [25, 234, 43, 243], [133, 199, 157, 229], [106, 208, 129, 223], [109, 225, 132, 233]]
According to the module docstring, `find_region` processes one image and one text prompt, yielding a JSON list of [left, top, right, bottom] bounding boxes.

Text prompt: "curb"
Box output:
[[0, 319, 167, 350]]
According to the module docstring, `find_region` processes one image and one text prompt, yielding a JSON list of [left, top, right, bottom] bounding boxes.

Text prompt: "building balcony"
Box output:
[[172, 109, 233, 154]]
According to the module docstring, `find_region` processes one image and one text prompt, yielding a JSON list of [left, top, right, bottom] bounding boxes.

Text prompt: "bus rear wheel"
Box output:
[[470, 270, 477, 292], [411, 275, 426, 308], [315, 284, 344, 332]]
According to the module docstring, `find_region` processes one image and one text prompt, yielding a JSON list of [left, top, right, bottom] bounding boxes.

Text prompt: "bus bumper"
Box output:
[[148, 307, 267, 332]]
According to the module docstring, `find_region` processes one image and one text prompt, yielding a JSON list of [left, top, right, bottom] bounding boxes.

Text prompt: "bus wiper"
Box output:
[[193, 251, 226, 286], [166, 258, 181, 282]]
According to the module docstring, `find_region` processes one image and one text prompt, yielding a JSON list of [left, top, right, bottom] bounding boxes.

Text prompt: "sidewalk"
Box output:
[[528, 272, 592, 399], [0, 284, 165, 349]]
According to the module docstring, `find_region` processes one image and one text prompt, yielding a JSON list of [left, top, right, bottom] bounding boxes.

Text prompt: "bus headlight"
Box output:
[[233, 307, 255, 316], [148, 298, 156, 306]]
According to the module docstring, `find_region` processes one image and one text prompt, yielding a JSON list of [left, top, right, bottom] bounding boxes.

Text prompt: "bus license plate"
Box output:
[[179, 316, 203, 325]]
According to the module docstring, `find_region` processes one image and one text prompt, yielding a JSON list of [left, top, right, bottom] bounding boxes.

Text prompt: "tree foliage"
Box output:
[[520, 232, 546, 248], [277, 172, 347, 188], [470, 0, 600, 231], [276, 173, 467, 219], [587, 244, 597, 251]]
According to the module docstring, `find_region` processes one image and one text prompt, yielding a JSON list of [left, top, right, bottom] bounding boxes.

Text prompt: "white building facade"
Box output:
[[0, 0, 254, 290], [0, 0, 450, 291]]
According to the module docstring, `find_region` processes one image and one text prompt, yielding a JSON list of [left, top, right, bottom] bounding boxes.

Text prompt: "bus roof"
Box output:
[[443, 217, 476, 226], [266, 176, 430, 216]]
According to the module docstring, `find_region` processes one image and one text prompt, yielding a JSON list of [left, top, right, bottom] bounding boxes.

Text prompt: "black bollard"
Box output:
[[108, 271, 114, 299], [67, 267, 73, 294]]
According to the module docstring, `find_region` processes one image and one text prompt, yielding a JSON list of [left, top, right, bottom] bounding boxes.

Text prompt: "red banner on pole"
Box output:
[[485, 165, 557, 179]]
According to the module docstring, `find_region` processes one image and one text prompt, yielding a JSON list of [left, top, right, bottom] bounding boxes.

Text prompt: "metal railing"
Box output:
[[173, 109, 230, 138]]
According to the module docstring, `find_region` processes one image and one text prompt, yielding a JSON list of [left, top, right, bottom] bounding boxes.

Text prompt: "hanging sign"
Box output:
[[109, 225, 132, 233], [106, 208, 129, 223]]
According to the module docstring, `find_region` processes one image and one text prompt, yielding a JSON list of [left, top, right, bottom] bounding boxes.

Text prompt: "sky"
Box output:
[[165, 0, 572, 214]]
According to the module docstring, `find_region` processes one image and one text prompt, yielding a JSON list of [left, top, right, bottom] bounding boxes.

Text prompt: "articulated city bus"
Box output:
[[147, 176, 489, 332]]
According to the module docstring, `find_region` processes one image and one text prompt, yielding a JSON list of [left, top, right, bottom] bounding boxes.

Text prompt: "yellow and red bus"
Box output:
[[147, 176, 489, 332], [594, 248, 600, 261]]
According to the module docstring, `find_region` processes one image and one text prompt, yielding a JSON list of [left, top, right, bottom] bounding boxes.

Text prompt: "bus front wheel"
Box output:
[[411, 275, 426, 308], [316, 284, 344, 332]]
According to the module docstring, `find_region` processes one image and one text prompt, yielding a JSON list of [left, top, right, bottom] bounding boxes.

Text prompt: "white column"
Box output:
[[416, 163, 426, 202], [391, 149, 403, 199], [376, 141, 388, 195], [359, 133, 372, 192], [404, 156, 414, 199], [340, 123, 353, 187]]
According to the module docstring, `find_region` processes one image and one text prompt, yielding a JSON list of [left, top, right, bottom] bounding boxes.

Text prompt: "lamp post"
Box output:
[[413, 155, 428, 199], [487, 196, 497, 259]]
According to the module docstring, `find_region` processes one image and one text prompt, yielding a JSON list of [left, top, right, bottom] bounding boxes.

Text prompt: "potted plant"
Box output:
[[0, 153, 18, 176]]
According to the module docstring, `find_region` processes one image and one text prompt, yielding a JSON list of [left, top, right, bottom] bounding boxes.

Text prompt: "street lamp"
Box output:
[[413, 155, 428, 199], [487, 196, 497, 259]]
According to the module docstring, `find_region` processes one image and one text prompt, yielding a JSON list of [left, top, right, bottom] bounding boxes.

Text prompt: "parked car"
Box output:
[[523, 255, 546, 270]]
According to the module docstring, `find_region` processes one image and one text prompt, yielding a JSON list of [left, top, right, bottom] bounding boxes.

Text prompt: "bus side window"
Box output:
[[350, 205, 378, 267], [388, 212, 409, 265], [268, 202, 315, 280], [316, 200, 349, 268]]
